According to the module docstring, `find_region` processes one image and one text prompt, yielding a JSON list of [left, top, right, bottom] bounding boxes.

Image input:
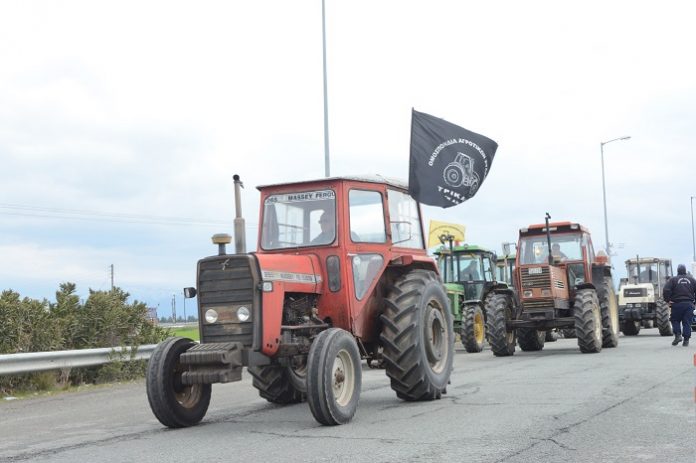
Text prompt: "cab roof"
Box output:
[[520, 221, 588, 236], [625, 257, 671, 264], [434, 244, 494, 255], [257, 175, 408, 192]]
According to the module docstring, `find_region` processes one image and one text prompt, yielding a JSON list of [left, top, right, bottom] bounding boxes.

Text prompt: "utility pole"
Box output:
[[171, 294, 176, 322], [110, 264, 114, 291]]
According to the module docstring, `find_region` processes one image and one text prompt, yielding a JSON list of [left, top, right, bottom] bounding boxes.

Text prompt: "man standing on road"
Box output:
[[662, 264, 696, 347]]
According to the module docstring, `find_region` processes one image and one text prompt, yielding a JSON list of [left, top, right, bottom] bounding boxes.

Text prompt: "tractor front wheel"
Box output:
[[146, 337, 212, 428], [381, 270, 453, 401], [518, 328, 545, 351], [656, 299, 673, 336], [485, 294, 516, 356], [306, 328, 362, 425], [574, 289, 603, 353], [461, 303, 485, 353], [621, 320, 641, 336]]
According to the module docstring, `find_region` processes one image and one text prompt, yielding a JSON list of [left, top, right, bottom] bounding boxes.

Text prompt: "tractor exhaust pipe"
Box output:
[[233, 174, 246, 254], [544, 212, 553, 265]]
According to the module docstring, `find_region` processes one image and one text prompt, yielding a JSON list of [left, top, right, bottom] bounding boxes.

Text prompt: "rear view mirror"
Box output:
[[183, 287, 197, 299]]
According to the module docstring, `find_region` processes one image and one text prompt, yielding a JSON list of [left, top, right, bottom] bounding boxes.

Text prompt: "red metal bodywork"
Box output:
[[253, 177, 436, 357]]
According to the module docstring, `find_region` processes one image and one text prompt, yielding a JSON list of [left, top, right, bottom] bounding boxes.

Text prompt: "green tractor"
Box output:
[[435, 243, 510, 353]]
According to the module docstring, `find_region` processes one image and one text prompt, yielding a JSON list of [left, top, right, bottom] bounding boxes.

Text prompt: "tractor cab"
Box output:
[[436, 244, 496, 300], [516, 222, 600, 308]]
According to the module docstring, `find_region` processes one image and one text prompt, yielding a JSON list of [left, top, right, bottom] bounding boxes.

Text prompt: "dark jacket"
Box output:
[[663, 274, 696, 304]]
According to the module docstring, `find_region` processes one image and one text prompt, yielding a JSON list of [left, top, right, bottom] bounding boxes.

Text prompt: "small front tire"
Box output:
[[146, 337, 212, 428], [306, 328, 362, 425]]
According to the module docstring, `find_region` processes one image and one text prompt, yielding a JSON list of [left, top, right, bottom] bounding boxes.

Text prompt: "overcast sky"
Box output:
[[1, 1, 695, 317]]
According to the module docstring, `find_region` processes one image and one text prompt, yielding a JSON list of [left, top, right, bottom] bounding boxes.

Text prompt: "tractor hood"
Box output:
[[618, 282, 655, 305], [255, 253, 323, 293]]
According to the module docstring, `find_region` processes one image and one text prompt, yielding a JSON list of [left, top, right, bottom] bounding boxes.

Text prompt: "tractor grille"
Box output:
[[522, 299, 554, 310], [197, 255, 258, 346], [521, 267, 551, 289]]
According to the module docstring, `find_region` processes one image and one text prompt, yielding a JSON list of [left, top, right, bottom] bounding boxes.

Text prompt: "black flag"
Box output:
[[409, 109, 498, 208]]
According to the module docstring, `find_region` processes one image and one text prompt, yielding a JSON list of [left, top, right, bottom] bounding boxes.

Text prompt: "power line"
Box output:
[[0, 203, 259, 227]]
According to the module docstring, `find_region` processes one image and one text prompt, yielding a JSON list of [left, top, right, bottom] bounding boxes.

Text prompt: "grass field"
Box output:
[[170, 326, 200, 341]]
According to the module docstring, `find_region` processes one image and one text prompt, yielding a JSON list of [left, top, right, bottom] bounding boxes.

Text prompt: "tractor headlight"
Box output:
[[205, 309, 219, 324], [237, 306, 251, 322], [523, 290, 533, 298]]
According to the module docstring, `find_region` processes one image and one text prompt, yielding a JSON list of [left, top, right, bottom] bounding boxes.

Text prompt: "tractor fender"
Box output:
[[575, 282, 597, 292], [592, 263, 612, 283], [255, 253, 323, 357]]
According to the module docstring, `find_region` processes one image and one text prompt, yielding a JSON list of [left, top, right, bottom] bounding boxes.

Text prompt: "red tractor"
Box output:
[[486, 216, 619, 355], [146, 175, 454, 426]]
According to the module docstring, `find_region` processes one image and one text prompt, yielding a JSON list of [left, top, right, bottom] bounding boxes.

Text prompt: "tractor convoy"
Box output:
[[145, 175, 677, 428]]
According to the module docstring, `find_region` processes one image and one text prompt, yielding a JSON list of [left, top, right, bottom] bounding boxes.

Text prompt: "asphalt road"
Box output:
[[1, 329, 695, 463]]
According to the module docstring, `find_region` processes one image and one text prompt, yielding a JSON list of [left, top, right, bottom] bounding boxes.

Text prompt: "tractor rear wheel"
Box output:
[[381, 270, 453, 401], [518, 328, 545, 351], [656, 299, 673, 336], [561, 329, 577, 338], [621, 320, 641, 336], [248, 364, 305, 405], [574, 289, 603, 353], [598, 277, 620, 348], [485, 294, 516, 356], [461, 303, 485, 353], [306, 328, 362, 425], [146, 337, 212, 428]]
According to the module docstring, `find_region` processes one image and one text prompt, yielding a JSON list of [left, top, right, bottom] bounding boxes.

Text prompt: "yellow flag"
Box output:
[[428, 220, 466, 248]]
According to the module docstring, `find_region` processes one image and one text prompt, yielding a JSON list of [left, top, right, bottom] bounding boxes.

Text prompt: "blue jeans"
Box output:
[[670, 302, 694, 339]]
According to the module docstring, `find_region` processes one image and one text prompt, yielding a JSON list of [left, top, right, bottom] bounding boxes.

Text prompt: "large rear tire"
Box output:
[[306, 328, 362, 425], [248, 364, 305, 404], [561, 328, 576, 338], [460, 303, 485, 353], [598, 277, 619, 348], [381, 270, 453, 401], [574, 289, 603, 353], [485, 294, 516, 356], [656, 299, 673, 336], [518, 328, 545, 351], [146, 337, 212, 428]]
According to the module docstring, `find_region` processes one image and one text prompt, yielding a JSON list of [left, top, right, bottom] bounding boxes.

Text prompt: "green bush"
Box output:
[[0, 284, 170, 396]]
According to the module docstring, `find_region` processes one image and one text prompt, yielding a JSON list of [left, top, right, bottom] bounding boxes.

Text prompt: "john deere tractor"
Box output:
[[618, 257, 673, 336], [436, 243, 510, 353]]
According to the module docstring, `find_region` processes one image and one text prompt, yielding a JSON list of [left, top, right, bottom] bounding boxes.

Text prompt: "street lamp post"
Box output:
[[600, 136, 631, 254], [690, 196, 696, 262]]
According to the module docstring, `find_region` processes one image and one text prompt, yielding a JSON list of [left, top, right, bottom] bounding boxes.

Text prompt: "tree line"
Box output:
[[0, 283, 170, 395]]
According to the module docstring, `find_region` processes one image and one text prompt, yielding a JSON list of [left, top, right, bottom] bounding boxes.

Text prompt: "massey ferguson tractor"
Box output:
[[617, 256, 673, 336], [146, 175, 454, 427], [486, 216, 620, 356], [435, 243, 509, 353]]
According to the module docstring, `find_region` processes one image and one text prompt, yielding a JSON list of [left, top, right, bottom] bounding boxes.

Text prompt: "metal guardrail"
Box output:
[[0, 345, 157, 376]]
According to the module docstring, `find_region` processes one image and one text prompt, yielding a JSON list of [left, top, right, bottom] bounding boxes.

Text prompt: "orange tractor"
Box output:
[[486, 216, 619, 355], [146, 175, 454, 426]]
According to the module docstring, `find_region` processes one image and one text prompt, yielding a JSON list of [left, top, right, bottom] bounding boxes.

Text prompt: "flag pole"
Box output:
[[322, 0, 330, 177]]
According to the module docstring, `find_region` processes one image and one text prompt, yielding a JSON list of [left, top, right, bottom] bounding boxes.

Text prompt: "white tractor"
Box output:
[[617, 257, 673, 336]]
